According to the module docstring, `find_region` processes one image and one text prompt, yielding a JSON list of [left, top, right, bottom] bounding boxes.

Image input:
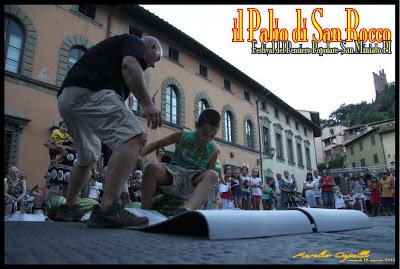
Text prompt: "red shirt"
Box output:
[[319, 177, 335, 192], [220, 178, 232, 199]]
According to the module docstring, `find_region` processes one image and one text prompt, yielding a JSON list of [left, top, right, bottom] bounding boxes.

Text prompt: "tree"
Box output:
[[319, 83, 395, 129]]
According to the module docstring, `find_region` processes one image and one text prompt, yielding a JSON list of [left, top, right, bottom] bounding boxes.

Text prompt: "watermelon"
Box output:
[[45, 196, 98, 220], [45, 195, 66, 220], [77, 198, 98, 214], [128, 202, 142, 209], [152, 194, 187, 216]]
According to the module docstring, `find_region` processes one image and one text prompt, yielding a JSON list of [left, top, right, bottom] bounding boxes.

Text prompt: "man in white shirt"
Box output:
[[274, 173, 282, 210], [313, 170, 322, 208]]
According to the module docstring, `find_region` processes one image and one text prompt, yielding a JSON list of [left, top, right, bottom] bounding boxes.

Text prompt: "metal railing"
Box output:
[[329, 164, 396, 176]]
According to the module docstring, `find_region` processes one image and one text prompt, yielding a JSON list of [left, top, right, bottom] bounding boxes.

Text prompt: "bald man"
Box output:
[[55, 34, 163, 228]]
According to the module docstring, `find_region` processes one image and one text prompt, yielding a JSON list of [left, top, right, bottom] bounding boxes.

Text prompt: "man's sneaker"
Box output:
[[87, 203, 149, 228], [54, 203, 85, 222]]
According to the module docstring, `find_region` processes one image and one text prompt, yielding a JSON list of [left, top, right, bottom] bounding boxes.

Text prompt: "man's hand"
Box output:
[[142, 103, 162, 129]]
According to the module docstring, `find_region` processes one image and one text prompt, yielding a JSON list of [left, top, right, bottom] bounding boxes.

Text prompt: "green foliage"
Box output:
[[318, 155, 344, 171], [320, 83, 395, 128], [328, 155, 344, 169]]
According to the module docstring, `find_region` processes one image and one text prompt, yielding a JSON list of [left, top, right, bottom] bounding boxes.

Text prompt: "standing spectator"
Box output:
[[219, 165, 233, 209], [4, 166, 27, 215], [205, 158, 222, 210], [364, 180, 372, 215], [290, 174, 298, 193], [363, 168, 372, 186], [250, 168, 263, 210], [279, 170, 297, 209], [303, 172, 317, 208], [46, 120, 77, 196], [313, 170, 322, 208], [319, 170, 336, 209], [379, 171, 394, 216], [274, 173, 283, 210], [350, 172, 367, 213], [370, 176, 381, 217], [333, 186, 346, 209], [44, 126, 61, 161], [240, 166, 252, 210], [231, 167, 243, 209], [262, 178, 274, 210]]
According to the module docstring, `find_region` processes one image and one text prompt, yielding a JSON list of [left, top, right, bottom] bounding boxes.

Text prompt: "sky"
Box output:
[[141, 5, 396, 119]]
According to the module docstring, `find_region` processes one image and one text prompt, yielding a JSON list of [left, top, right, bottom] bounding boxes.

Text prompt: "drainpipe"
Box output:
[[106, 5, 120, 38], [380, 133, 387, 166], [256, 99, 264, 183]]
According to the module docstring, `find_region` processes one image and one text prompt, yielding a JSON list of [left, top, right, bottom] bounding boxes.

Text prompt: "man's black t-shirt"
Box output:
[[59, 34, 148, 99]]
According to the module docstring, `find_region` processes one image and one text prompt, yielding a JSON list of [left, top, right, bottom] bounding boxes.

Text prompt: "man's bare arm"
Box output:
[[141, 130, 183, 157], [122, 56, 162, 129]]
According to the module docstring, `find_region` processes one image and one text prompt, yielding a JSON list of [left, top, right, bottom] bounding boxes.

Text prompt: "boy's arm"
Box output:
[[207, 148, 219, 170], [140, 130, 183, 157]]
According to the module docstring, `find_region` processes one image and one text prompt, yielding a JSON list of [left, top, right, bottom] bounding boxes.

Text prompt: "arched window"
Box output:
[[197, 99, 209, 120], [165, 86, 178, 124], [224, 111, 233, 142], [4, 16, 24, 73], [245, 120, 254, 148], [68, 46, 86, 71]]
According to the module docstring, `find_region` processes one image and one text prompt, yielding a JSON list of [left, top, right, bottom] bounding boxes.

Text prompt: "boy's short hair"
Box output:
[[196, 109, 221, 128]]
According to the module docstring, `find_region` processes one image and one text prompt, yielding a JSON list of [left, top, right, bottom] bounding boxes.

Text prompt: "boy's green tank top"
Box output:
[[170, 129, 218, 171]]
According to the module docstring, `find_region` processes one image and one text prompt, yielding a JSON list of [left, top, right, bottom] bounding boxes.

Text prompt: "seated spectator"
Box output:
[[88, 178, 101, 201], [4, 166, 27, 215], [128, 170, 143, 202], [31, 185, 44, 197]]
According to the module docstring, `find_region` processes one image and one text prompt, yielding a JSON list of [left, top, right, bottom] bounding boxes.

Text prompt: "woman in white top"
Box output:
[[303, 172, 317, 208]]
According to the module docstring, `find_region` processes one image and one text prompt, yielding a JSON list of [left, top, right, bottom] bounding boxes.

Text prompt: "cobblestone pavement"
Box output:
[[4, 215, 396, 264]]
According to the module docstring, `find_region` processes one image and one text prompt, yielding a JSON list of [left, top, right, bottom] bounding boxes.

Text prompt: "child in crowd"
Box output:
[[333, 186, 346, 209], [250, 168, 263, 210], [370, 176, 381, 217], [262, 178, 274, 210], [231, 167, 242, 209], [219, 165, 233, 209], [140, 109, 220, 214], [240, 166, 252, 210]]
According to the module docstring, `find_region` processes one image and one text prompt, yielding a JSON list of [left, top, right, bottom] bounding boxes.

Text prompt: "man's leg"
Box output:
[[141, 161, 173, 210], [185, 169, 218, 210], [65, 163, 94, 206], [101, 134, 146, 210]]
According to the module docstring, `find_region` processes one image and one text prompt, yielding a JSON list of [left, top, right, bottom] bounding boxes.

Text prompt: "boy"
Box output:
[[140, 109, 220, 213]]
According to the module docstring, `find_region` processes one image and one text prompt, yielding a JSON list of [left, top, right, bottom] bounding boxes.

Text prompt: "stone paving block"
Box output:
[[4, 216, 396, 264]]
